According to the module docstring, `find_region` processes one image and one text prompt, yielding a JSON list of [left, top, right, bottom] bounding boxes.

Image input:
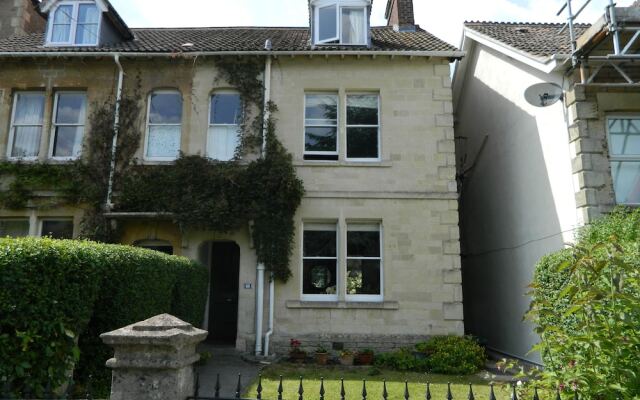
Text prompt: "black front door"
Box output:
[[208, 242, 240, 344]]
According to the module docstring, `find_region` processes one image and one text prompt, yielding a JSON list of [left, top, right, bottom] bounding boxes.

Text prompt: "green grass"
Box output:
[[245, 363, 533, 400]]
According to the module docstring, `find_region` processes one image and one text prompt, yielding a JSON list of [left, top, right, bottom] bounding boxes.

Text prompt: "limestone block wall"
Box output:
[[0, 0, 46, 39]]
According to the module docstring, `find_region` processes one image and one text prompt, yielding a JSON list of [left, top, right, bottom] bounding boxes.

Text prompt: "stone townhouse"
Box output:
[[0, 0, 464, 355], [453, 4, 640, 363]]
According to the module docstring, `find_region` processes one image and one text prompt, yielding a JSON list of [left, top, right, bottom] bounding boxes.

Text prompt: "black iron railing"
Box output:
[[188, 373, 580, 400]]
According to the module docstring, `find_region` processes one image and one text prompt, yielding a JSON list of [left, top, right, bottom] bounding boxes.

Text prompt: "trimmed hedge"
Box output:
[[0, 237, 208, 397]]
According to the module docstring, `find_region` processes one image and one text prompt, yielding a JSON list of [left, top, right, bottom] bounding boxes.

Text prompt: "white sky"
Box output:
[[110, 0, 637, 46]]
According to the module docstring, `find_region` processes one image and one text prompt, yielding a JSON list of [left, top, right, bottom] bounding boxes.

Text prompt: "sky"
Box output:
[[110, 0, 637, 46]]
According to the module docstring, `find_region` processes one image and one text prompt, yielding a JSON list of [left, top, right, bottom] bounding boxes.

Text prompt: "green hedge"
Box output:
[[0, 237, 208, 398]]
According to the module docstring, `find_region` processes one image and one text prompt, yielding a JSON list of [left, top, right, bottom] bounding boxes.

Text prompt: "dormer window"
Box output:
[[312, 0, 369, 46], [47, 2, 101, 46]]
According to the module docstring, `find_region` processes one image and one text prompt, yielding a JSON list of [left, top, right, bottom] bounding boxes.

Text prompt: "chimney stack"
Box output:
[[385, 0, 416, 32], [0, 0, 46, 39]]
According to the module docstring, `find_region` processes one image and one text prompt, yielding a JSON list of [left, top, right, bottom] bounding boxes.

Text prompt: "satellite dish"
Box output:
[[524, 82, 564, 107]]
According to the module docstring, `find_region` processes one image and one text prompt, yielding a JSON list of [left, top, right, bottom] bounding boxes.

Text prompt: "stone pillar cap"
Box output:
[[100, 314, 208, 347]]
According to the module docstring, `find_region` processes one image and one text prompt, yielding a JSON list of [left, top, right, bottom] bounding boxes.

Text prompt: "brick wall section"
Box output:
[[0, 0, 46, 39], [386, 0, 415, 27]]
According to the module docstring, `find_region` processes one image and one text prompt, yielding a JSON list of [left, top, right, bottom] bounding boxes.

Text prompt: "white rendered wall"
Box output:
[[454, 43, 580, 363]]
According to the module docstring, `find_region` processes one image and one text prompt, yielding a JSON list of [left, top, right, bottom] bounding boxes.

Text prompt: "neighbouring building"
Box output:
[[453, 5, 640, 363], [0, 0, 464, 355]]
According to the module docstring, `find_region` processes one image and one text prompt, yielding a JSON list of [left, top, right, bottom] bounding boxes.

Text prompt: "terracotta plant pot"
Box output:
[[339, 354, 354, 366], [315, 352, 329, 365], [290, 352, 306, 363], [356, 353, 374, 365]]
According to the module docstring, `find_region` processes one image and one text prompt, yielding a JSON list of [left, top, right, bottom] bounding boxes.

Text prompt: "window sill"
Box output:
[[294, 160, 392, 168], [286, 300, 398, 310]]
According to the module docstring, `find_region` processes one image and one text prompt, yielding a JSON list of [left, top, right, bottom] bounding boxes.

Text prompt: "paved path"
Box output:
[[195, 344, 263, 398]]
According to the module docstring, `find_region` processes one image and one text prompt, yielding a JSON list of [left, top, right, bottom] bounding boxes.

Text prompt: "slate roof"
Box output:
[[0, 26, 458, 55], [464, 21, 591, 59]]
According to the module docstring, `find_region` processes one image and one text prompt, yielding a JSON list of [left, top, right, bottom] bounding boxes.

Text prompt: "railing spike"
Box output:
[[235, 374, 242, 399], [320, 377, 325, 400], [489, 384, 497, 400], [215, 373, 221, 399], [574, 390, 579, 400], [362, 379, 367, 400], [382, 380, 388, 400], [468, 383, 475, 400], [85, 374, 93, 400], [511, 383, 518, 400], [341, 378, 346, 400], [556, 387, 562, 400], [533, 387, 540, 400], [194, 373, 200, 398], [277, 376, 284, 400], [446, 383, 453, 400], [425, 383, 431, 400], [404, 380, 410, 400], [256, 374, 263, 400], [298, 376, 304, 400]]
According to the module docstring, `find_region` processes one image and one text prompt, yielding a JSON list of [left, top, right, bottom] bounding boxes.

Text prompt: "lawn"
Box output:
[[245, 363, 527, 400]]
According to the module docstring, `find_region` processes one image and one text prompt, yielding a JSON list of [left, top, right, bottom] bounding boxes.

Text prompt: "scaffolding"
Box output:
[[558, 0, 640, 84]]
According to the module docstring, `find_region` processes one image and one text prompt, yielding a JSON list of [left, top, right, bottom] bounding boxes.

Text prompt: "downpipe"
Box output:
[[263, 274, 275, 357], [255, 263, 265, 356], [105, 54, 124, 210]]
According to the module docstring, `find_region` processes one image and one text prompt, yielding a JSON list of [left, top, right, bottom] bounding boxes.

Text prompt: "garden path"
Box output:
[[195, 344, 263, 398]]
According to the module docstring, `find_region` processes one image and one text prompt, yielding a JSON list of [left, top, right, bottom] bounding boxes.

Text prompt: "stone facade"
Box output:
[[0, 0, 45, 39]]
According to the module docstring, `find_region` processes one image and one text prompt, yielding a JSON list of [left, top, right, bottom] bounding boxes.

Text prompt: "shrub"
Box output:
[[0, 237, 208, 398], [528, 207, 640, 399]]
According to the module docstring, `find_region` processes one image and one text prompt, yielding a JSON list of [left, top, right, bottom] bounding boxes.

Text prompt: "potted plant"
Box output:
[[315, 345, 329, 365], [339, 349, 354, 366], [289, 339, 306, 363], [356, 349, 375, 365]]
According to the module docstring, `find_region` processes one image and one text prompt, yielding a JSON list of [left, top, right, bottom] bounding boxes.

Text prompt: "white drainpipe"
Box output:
[[255, 263, 266, 355], [263, 274, 275, 356], [106, 54, 124, 210]]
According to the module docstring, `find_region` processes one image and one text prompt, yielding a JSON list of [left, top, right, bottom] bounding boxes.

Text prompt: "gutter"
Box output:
[[105, 54, 124, 210]]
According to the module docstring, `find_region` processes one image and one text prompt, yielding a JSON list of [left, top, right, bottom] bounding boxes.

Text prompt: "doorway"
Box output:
[[208, 242, 240, 344]]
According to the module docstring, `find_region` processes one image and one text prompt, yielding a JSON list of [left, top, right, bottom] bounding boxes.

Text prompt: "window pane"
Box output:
[[347, 127, 378, 158], [305, 95, 337, 125], [342, 8, 366, 44], [56, 94, 86, 124], [208, 126, 239, 161], [12, 127, 42, 158], [303, 259, 337, 295], [147, 125, 181, 158], [609, 119, 640, 156], [347, 228, 380, 257], [41, 220, 74, 239], [0, 220, 30, 238], [611, 161, 640, 204], [78, 4, 99, 24], [53, 126, 83, 157], [52, 5, 72, 42], [318, 5, 337, 41], [347, 95, 378, 125], [347, 259, 381, 295], [14, 93, 45, 125], [76, 23, 99, 45], [305, 127, 337, 152], [211, 94, 242, 125], [149, 93, 182, 124], [304, 230, 337, 257]]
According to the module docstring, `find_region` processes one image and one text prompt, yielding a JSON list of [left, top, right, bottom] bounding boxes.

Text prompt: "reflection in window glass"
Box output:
[[41, 220, 74, 239], [10, 92, 45, 158], [302, 224, 337, 297], [53, 93, 86, 158], [608, 118, 640, 205], [347, 94, 379, 159], [147, 92, 182, 159], [347, 224, 382, 296], [305, 94, 338, 158], [0, 219, 30, 238], [208, 93, 242, 161]]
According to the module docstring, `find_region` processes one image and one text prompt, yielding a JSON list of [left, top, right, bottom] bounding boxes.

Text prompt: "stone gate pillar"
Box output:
[[101, 314, 208, 400]]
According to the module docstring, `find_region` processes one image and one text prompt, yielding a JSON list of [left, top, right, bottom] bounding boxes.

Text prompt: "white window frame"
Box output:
[[48, 91, 87, 161], [46, 1, 102, 47], [7, 91, 45, 161], [38, 218, 75, 239], [345, 222, 384, 302], [303, 92, 340, 160], [301, 221, 339, 302], [606, 115, 640, 206], [143, 90, 183, 162], [313, 0, 369, 46], [345, 93, 381, 162], [207, 91, 242, 161]]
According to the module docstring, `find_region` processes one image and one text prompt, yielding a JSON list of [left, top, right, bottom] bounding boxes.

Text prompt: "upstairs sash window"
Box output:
[[8, 92, 45, 159], [314, 1, 368, 45], [208, 93, 242, 161], [48, 2, 100, 46], [51, 92, 87, 159], [346, 94, 380, 160], [304, 94, 339, 160], [145, 91, 183, 161]]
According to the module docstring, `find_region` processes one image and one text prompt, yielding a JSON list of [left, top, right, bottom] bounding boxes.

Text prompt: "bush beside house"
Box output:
[[0, 237, 208, 398]]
